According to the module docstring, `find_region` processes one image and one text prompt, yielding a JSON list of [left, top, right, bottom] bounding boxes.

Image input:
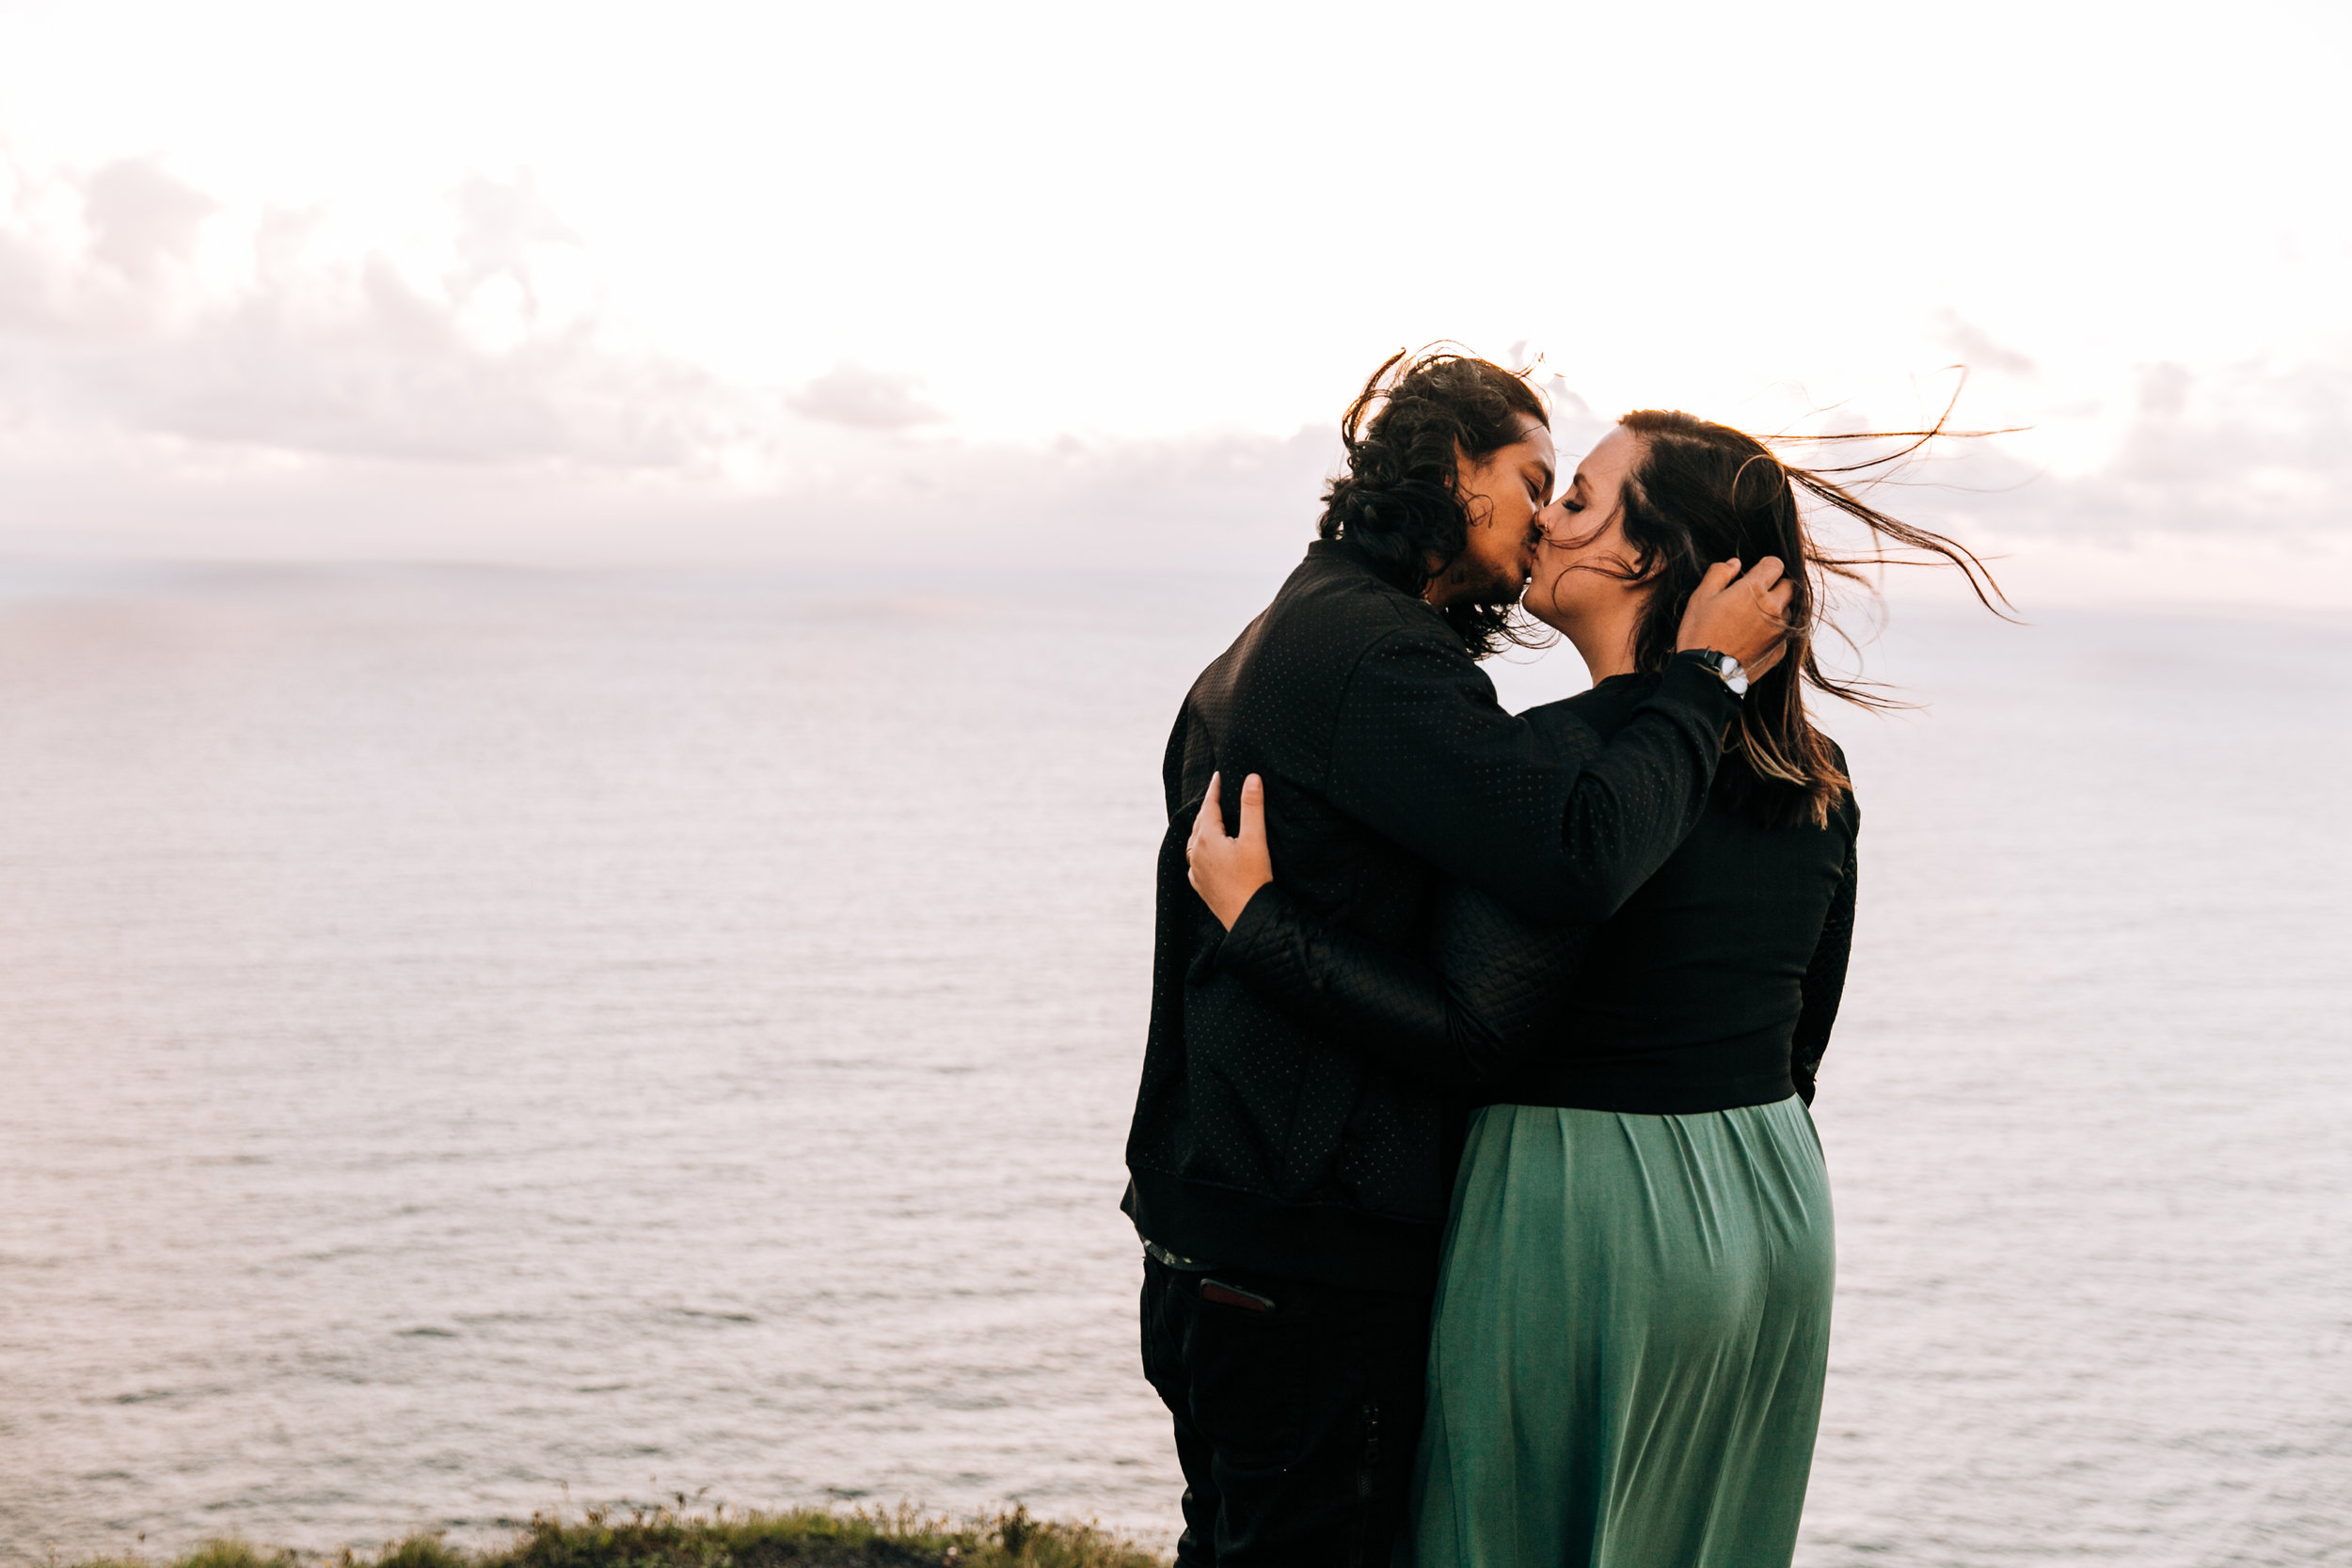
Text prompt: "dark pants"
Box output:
[[1139, 1255, 1432, 1567]]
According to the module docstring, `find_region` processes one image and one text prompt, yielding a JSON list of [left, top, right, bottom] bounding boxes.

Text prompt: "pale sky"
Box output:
[[3, 0, 2349, 604]]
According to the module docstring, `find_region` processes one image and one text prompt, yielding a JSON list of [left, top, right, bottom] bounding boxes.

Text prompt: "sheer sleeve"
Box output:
[[1788, 832, 1857, 1104], [1215, 878, 1588, 1093]]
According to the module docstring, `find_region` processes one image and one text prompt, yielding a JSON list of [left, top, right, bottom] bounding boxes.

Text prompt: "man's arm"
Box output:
[[1324, 631, 1737, 924], [1321, 553, 1788, 925]]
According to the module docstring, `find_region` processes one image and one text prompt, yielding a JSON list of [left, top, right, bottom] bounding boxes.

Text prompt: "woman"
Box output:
[[1185, 408, 2001, 1566]]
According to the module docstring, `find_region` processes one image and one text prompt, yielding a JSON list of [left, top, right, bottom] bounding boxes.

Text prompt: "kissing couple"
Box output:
[[1120, 349, 1998, 1566]]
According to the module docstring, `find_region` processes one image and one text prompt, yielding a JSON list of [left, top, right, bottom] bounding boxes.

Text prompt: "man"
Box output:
[[1124, 350, 1791, 1564]]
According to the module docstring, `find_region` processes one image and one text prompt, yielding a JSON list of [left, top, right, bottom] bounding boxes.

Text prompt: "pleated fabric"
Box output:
[[1408, 1098, 1835, 1568]]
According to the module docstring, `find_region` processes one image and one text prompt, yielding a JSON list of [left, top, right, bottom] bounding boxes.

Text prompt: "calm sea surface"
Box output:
[[0, 563, 2345, 1565]]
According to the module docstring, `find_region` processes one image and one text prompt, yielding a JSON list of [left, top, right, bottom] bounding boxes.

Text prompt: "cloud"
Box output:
[[1, 157, 2347, 604], [0, 156, 1343, 572], [82, 157, 220, 281], [447, 171, 580, 292], [1539, 375, 1610, 459], [0, 156, 755, 467], [786, 362, 947, 430], [0, 416, 1342, 576], [1932, 309, 2038, 378], [1916, 355, 2352, 546]]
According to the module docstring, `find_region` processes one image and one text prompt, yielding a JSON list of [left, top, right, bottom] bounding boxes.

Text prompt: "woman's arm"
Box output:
[[1788, 834, 1858, 1104], [1186, 773, 1587, 1091]]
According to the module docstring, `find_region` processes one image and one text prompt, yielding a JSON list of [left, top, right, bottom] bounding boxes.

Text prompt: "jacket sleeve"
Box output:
[[1214, 877, 1589, 1092], [1325, 632, 1736, 924], [1789, 825, 1858, 1104]]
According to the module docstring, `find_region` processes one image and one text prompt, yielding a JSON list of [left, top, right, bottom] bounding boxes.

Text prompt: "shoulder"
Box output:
[[1205, 549, 1484, 732], [1276, 552, 1485, 688], [1339, 619, 1495, 709], [1517, 692, 1606, 742], [1261, 544, 1453, 656], [1519, 673, 1653, 747]]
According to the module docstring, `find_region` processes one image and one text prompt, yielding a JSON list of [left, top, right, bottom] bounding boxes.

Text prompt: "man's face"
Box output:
[[1426, 414, 1557, 609]]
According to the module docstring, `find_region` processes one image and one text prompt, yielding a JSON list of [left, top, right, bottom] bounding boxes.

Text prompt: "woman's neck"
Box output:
[[1560, 601, 1645, 684]]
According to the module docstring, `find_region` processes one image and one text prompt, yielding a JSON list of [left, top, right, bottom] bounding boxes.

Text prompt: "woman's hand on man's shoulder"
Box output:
[[1186, 771, 1274, 931]]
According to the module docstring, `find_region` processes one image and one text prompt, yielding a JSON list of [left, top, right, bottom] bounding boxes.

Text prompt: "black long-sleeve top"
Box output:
[[1216, 672, 1860, 1114], [1125, 543, 1744, 1293]]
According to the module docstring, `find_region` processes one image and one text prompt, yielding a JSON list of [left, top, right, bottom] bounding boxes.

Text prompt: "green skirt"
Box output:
[[1409, 1097, 1835, 1568]]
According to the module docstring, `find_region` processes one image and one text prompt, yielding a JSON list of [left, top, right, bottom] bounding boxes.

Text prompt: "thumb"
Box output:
[[1238, 774, 1267, 850]]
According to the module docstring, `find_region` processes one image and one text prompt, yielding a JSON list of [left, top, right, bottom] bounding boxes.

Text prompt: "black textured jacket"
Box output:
[[1216, 672, 1861, 1116], [1121, 542, 1740, 1293]]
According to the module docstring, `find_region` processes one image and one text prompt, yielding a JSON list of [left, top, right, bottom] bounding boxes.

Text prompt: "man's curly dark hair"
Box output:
[[1319, 348, 1549, 657]]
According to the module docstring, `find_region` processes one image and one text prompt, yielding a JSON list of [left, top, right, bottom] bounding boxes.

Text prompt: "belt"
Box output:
[[1142, 1237, 1218, 1271]]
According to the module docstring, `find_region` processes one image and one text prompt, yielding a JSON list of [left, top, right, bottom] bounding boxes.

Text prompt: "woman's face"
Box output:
[[1523, 426, 1653, 636]]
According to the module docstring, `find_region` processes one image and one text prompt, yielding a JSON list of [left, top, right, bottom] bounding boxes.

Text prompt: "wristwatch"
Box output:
[[1689, 649, 1751, 697]]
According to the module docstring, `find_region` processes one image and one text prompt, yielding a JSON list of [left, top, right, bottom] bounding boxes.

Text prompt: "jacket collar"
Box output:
[[1306, 534, 1431, 599], [1306, 535, 1390, 578]]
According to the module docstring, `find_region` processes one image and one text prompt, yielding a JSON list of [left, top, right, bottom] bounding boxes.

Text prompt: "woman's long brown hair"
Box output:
[[1588, 406, 2010, 828]]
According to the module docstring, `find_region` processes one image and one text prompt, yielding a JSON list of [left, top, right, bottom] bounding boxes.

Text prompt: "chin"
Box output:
[[1480, 563, 1534, 606]]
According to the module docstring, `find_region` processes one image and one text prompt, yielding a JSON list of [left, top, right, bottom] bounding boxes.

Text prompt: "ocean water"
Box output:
[[0, 563, 2344, 1565]]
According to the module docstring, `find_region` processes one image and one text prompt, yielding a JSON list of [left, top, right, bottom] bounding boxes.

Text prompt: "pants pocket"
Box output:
[[1184, 1283, 1311, 1469]]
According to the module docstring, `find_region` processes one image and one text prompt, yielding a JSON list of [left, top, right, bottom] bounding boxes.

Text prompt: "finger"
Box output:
[[1238, 774, 1267, 850], [1740, 555, 1787, 591], [1190, 771, 1223, 848], [1693, 558, 1740, 598]]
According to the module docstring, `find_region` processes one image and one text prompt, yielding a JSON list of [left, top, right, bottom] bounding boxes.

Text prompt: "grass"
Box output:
[[61, 1503, 1166, 1568]]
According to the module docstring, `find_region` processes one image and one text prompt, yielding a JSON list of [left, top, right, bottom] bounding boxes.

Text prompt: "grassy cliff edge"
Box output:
[[63, 1504, 1166, 1568]]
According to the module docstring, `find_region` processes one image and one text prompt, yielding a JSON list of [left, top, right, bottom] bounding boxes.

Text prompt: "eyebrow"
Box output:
[[1528, 458, 1555, 496]]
